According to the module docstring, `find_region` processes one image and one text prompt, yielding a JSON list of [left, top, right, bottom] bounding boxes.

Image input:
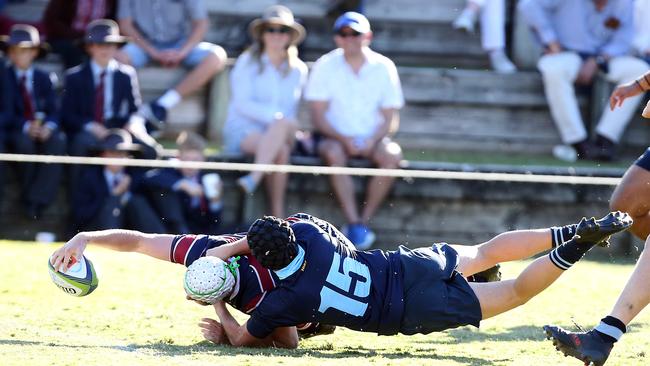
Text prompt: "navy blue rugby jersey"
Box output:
[[246, 220, 404, 338], [170, 233, 277, 313]]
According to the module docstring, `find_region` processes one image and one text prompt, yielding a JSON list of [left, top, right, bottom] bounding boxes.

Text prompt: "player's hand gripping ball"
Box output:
[[184, 256, 238, 304], [48, 254, 98, 296]]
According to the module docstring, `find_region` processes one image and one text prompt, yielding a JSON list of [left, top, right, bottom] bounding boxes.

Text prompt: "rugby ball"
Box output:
[[48, 255, 98, 297]]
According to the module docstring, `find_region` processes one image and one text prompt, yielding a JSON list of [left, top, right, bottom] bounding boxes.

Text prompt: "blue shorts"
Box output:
[[398, 243, 482, 335], [634, 148, 650, 171], [121, 39, 221, 68]]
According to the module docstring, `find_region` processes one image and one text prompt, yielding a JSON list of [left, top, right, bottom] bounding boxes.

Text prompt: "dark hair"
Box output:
[[247, 216, 297, 270]]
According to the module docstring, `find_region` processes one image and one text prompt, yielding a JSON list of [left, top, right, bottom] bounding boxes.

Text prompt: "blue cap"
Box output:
[[333, 12, 371, 34]]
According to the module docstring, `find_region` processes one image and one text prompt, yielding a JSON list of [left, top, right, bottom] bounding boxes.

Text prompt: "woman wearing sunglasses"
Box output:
[[222, 5, 307, 218]]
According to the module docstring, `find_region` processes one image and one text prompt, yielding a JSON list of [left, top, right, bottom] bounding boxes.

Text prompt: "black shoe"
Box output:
[[25, 203, 42, 221], [467, 264, 502, 283], [573, 211, 632, 247], [543, 325, 613, 366], [296, 322, 337, 339], [139, 101, 167, 131], [594, 135, 617, 162], [572, 140, 598, 161]]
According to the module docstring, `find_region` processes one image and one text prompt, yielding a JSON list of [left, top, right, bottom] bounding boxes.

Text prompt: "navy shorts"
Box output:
[[398, 243, 482, 335], [634, 148, 650, 171]]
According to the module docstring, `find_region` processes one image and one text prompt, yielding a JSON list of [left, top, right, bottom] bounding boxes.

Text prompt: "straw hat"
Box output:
[[248, 5, 306, 45], [84, 19, 128, 45], [0, 24, 49, 57]]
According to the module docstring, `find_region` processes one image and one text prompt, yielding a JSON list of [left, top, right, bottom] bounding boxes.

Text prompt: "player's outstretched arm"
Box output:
[[206, 237, 251, 260], [213, 301, 298, 349], [50, 229, 176, 272]]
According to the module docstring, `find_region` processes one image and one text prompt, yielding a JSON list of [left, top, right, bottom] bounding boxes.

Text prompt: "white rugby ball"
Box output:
[[48, 255, 98, 297]]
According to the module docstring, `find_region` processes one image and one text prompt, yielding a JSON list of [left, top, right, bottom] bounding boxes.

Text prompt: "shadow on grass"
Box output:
[[129, 340, 507, 365], [0, 339, 504, 365], [410, 325, 546, 344]]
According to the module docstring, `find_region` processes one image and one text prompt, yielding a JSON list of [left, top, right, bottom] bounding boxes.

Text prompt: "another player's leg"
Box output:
[[610, 162, 650, 240], [469, 212, 632, 320], [543, 235, 650, 366]]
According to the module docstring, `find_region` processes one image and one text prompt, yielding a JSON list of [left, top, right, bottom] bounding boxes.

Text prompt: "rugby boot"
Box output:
[[297, 322, 337, 339], [543, 325, 613, 366], [574, 211, 632, 247], [467, 264, 501, 283]]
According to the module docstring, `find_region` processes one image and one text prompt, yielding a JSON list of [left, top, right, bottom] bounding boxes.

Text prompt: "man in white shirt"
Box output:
[[304, 12, 404, 249]]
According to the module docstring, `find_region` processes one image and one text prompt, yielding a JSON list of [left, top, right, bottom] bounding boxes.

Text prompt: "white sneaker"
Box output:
[[489, 50, 517, 74], [452, 8, 477, 33], [552, 144, 578, 162]]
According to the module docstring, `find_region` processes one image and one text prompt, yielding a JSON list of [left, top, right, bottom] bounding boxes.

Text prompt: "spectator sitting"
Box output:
[[42, 0, 117, 68], [452, 0, 517, 73], [61, 19, 159, 189], [519, 0, 650, 162], [0, 24, 67, 220], [71, 128, 164, 233], [143, 131, 223, 234], [304, 12, 404, 250], [115, 0, 227, 130], [222, 5, 308, 218], [633, 0, 650, 64]]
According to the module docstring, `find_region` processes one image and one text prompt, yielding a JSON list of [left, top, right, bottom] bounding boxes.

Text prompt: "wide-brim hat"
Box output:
[[0, 24, 49, 57], [91, 129, 141, 156], [248, 5, 306, 46], [84, 19, 128, 45]]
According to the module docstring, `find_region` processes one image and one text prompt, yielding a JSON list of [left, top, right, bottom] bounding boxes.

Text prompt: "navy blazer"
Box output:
[[0, 63, 59, 135], [72, 165, 148, 229], [61, 61, 141, 135]]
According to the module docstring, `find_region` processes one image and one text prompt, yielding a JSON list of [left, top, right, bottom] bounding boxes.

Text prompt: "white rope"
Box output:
[[0, 153, 622, 186]]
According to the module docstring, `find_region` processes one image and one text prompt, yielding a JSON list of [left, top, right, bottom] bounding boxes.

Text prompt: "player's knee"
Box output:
[[207, 45, 227, 70]]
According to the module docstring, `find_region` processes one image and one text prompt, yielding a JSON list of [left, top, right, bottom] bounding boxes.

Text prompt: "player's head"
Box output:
[[247, 216, 298, 270]]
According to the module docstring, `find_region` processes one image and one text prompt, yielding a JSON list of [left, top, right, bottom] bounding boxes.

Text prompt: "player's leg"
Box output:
[[469, 213, 632, 319], [454, 221, 580, 276], [543, 236, 650, 365], [454, 229, 553, 277], [610, 156, 650, 240]]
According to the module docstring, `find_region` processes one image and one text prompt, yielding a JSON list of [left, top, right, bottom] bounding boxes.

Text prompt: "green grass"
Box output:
[[2, 241, 649, 366]]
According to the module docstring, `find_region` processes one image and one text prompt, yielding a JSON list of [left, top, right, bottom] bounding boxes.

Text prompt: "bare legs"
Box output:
[[240, 119, 296, 217], [454, 228, 553, 276], [607, 237, 650, 325], [318, 138, 402, 225], [610, 165, 650, 240], [470, 257, 563, 319]]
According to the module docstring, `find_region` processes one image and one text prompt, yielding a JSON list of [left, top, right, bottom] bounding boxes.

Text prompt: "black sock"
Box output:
[[594, 316, 626, 343], [548, 237, 595, 270], [550, 224, 579, 248]]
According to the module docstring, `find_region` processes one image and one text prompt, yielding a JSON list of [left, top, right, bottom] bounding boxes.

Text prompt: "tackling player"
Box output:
[[201, 212, 631, 347], [542, 70, 650, 366]]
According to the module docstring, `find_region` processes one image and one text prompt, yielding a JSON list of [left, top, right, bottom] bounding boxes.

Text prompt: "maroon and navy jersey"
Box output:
[[246, 220, 404, 338], [170, 233, 277, 313], [169, 213, 345, 314]]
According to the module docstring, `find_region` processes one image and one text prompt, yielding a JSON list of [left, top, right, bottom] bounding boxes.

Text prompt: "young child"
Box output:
[[144, 131, 223, 234], [0, 24, 66, 220], [71, 128, 164, 233]]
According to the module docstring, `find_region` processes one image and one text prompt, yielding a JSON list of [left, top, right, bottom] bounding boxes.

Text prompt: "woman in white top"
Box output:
[[222, 5, 308, 217]]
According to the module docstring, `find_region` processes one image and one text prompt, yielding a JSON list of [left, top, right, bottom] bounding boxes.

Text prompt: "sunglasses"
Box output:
[[264, 26, 292, 34], [336, 30, 362, 38]]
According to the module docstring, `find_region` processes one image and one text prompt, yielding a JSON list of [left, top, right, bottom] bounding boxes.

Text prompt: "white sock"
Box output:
[[157, 89, 181, 109]]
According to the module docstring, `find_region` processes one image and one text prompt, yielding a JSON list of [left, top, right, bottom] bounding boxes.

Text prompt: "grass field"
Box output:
[[1, 241, 649, 366]]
